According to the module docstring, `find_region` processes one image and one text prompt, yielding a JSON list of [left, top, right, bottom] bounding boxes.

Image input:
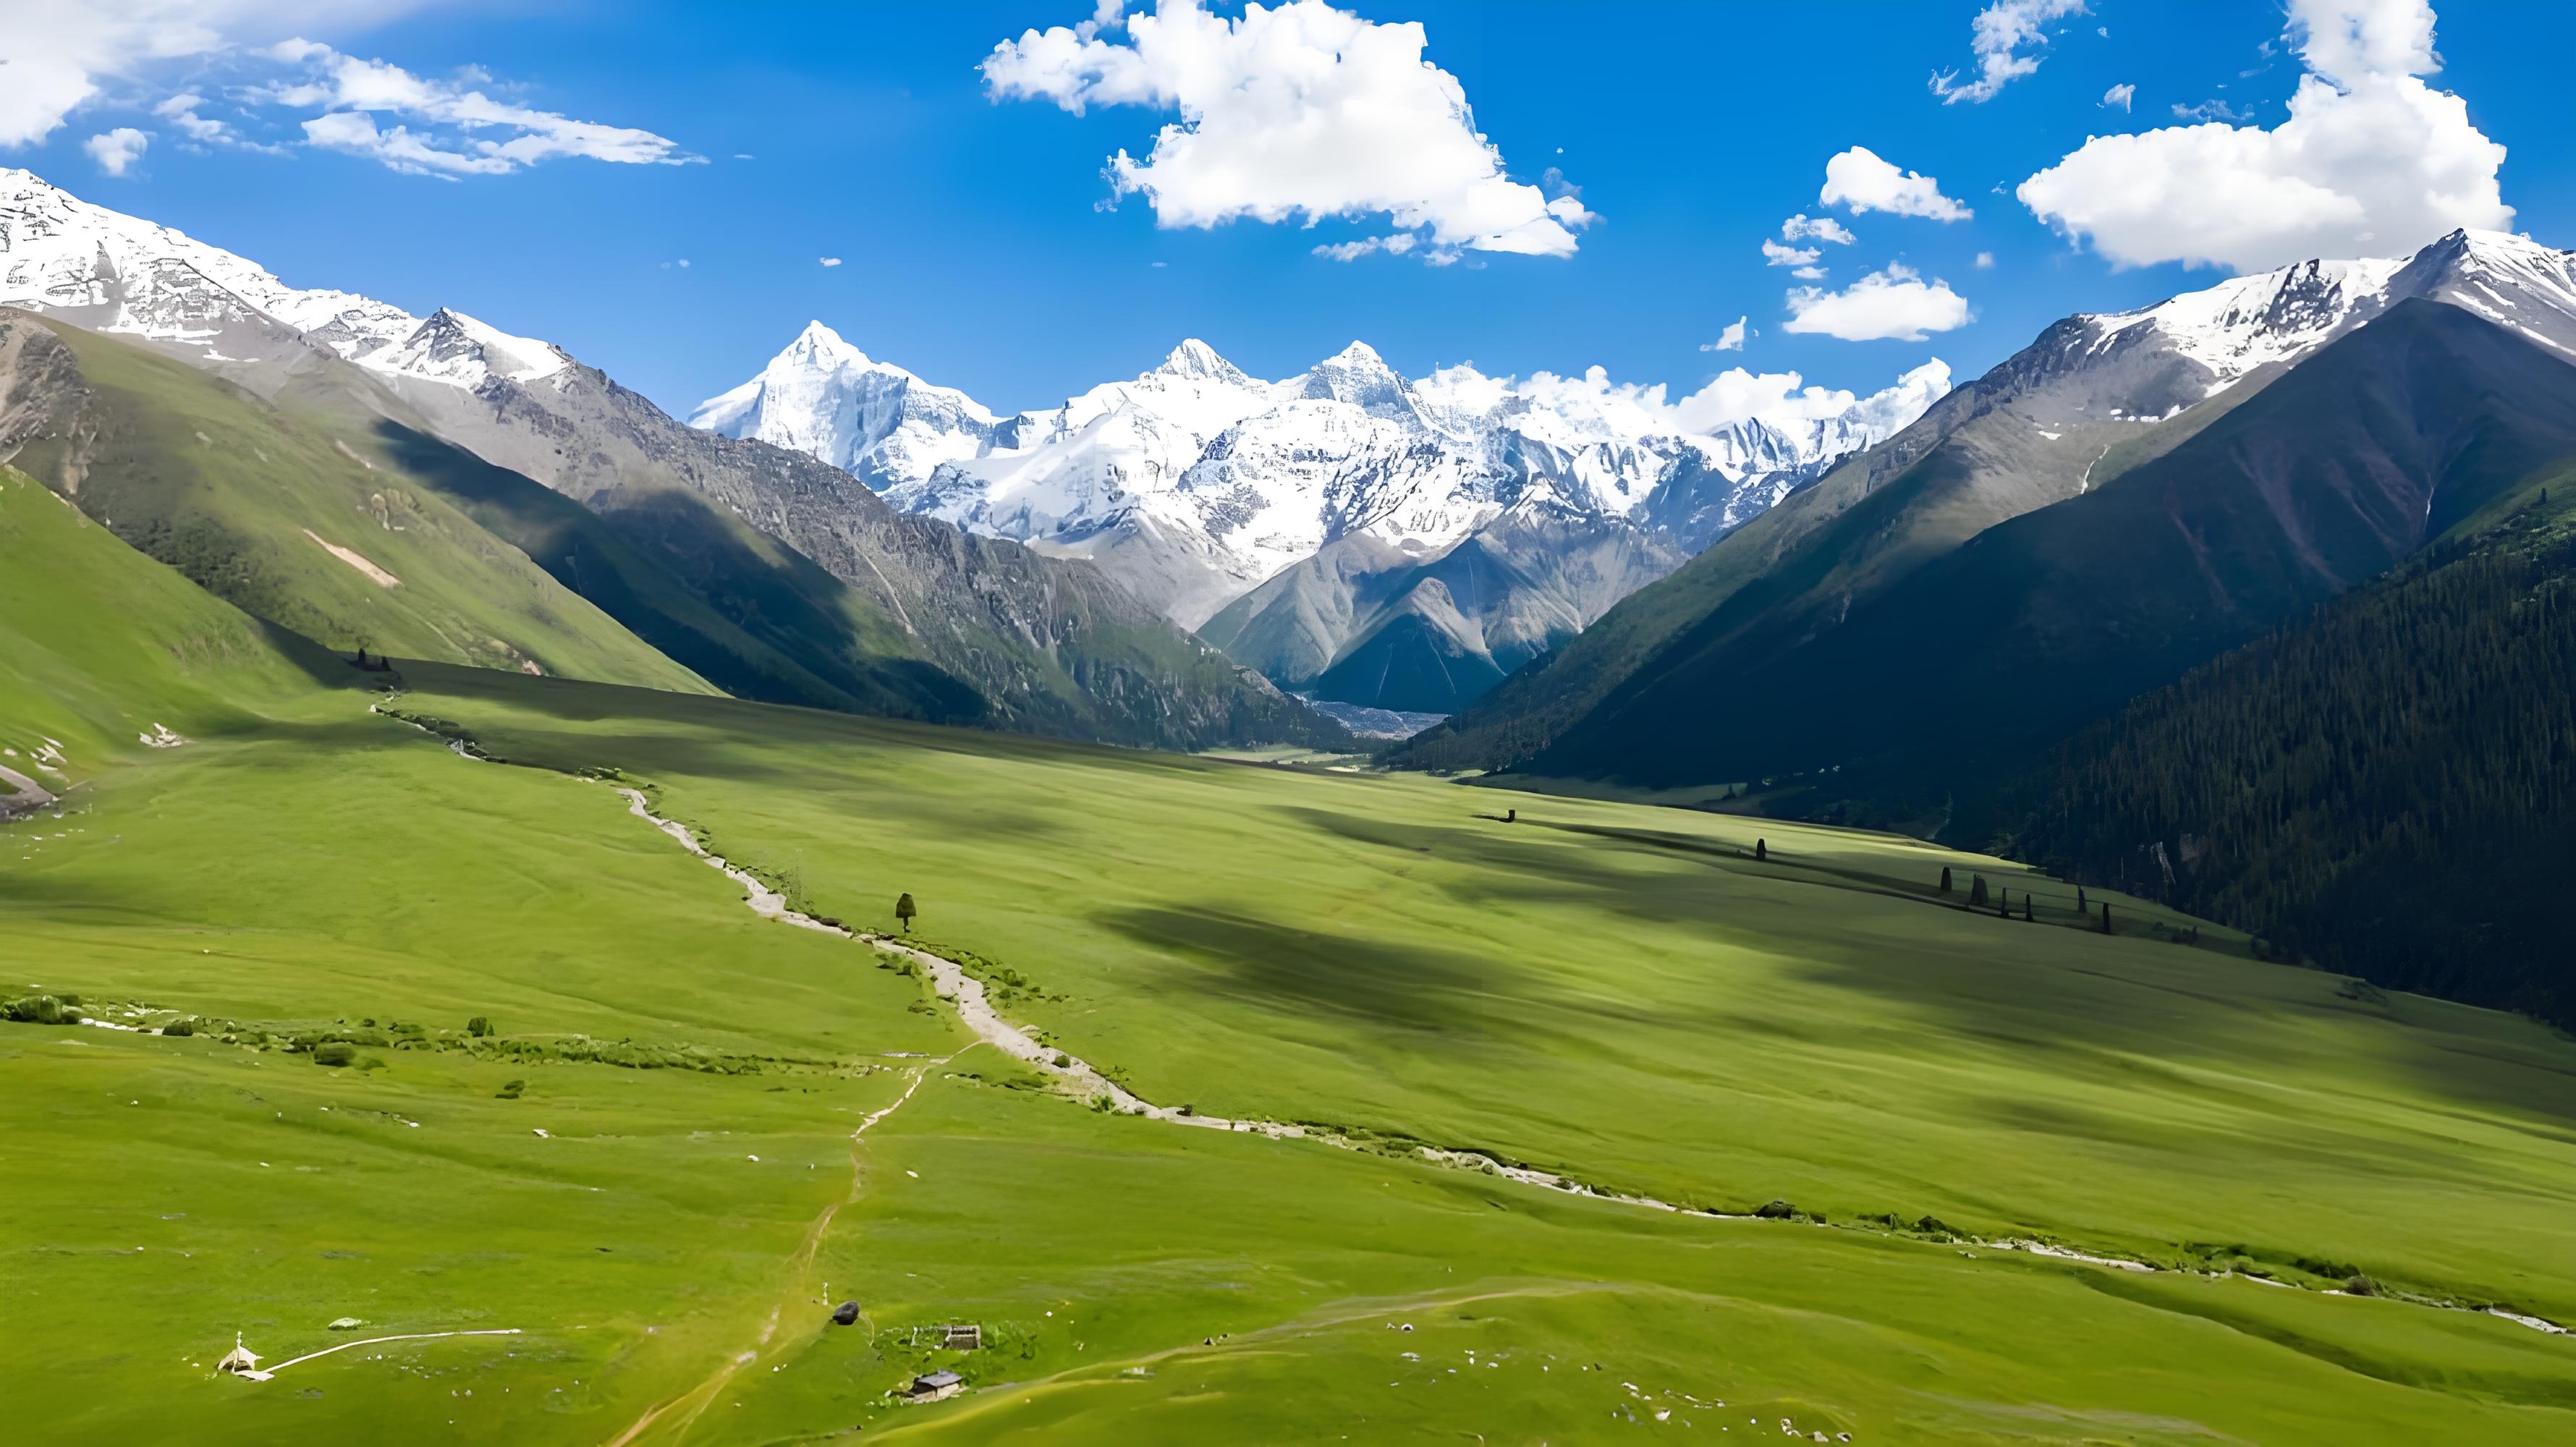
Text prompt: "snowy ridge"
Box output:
[[2080, 229, 2576, 389], [685, 320, 998, 484], [0, 167, 565, 392], [698, 325, 1944, 625]]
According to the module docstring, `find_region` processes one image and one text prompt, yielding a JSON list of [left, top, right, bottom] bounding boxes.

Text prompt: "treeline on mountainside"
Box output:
[[1975, 498, 2576, 1029]]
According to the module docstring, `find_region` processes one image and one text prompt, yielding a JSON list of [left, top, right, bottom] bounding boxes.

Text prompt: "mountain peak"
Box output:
[[783, 319, 871, 368], [382, 308, 569, 386], [1155, 337, 1248, 383]]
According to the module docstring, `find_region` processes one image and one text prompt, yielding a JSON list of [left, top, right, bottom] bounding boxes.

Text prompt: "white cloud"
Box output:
[[1701, 316, 1750, 353], [1975, 250, 1996, 268], [2101, 82, 2135, 111], [84, 127, 151, 176], [818, 256, 843, 267], [2170, 98, 2255, 124], [0, 4, 689, 181], [1784, 264, 1973, 342], [1821, 146, 1972, 221], [2018, 1, 2510, 271], [983, 0, 1593, 263], [147, 90, 289, 155], [1791, 264, 1827, 281], [0, 2, 425, 148], [1781, 213, 1856, 245], [1761, 238, 1820, 268], [1507, 357, 1953, 441], [154, 92, 234, 144], [1931, 0, 2088, 105], [1314, 232, 1419, 263], [276, 41, 697, 175]]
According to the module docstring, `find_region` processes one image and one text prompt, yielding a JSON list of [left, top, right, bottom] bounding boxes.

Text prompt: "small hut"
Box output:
[[216, 1333, 266, 1379], [907, 1370, 963, 1402]]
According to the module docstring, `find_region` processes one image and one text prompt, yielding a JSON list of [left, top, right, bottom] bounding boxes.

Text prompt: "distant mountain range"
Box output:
[[692, 321, 1949, 711], [0, 167, 1339, 751], [1398, 227, 2576, 784]]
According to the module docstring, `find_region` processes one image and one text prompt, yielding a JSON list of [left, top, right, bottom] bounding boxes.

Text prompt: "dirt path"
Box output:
[[588, 768, 2574, 1348], [264, 1328, 522, 1376], [862, 1279, 1636, 1440], [598, 1055, 955, 1447]]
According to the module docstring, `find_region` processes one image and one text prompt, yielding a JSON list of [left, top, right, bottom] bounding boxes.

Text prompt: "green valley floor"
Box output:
[[7, 643, 2576, 1443]]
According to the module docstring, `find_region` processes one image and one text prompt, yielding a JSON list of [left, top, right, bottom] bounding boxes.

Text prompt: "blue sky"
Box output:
[[11, 1, 2572, 420]]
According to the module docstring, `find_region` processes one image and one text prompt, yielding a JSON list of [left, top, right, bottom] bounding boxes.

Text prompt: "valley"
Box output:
[[9, 537, 2576, 1439], [8, 8, 2576, 1438]]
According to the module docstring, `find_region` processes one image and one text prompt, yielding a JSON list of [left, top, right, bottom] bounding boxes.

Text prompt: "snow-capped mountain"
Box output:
[[0, 166, 562, 393], [2074, 229, 2576, 395], [687, 321, 1001, 485], [694, 325, 1942, 637], [0, 166, 1340, 750]]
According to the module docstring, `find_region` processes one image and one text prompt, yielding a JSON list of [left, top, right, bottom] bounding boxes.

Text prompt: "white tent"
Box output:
[[216, 1334, 262, 1375]]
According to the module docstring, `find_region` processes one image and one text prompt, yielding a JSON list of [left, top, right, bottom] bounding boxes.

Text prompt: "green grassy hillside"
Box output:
[[9, 576, 2575, 1443], [0, 464, 324, 778], [0, 312, 708, 695]]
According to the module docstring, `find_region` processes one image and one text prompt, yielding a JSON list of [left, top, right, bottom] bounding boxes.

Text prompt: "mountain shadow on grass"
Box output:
[[370, 419, 986, 725], [1102, 905, 1499, 1044]]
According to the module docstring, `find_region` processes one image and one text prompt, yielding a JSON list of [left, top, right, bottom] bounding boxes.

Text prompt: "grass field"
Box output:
[[14, 318, 711, 693], [9, 624, 2576, 1443]]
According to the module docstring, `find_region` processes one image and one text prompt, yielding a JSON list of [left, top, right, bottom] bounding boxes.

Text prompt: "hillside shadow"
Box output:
[[1101, 904, 1504, 1046], [370, 420, 988, 727]]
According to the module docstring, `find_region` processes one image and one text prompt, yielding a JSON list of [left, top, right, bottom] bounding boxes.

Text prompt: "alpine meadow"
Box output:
[[6, 2, 2575, 1445]]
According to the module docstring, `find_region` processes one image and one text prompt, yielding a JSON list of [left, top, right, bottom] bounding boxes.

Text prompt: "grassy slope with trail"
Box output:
[[7, 557, 2575, 1443], [404, 667, 2576, 1326]]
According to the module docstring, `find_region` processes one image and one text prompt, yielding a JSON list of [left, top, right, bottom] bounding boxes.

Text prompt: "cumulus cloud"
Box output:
[[2101, 82, 2135, 111], [1507, 357, 1953, 441], [1821, 146, 1972, 221], [1761, 238, 1820, 268], [983, 0, 1592, 263], [819, 256, 843, 267], [1783, 264, 1973, 342], [1702, 316, 1750, 353], [2017, 1, 2511, 271], [1931, 0, 2089, 105], [1781, 213, 1856, 245], [84, 127, 151, 176], [1975, 250, 1996, 268]]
